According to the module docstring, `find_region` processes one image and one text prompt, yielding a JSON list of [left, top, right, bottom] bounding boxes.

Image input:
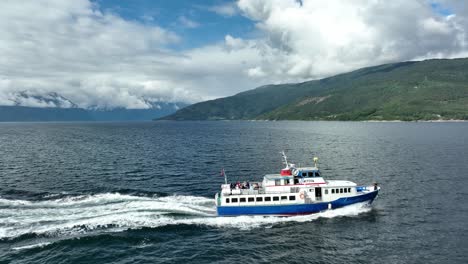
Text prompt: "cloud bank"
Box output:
[[0, 0, 467, 108], [236, 0, 468, 78]]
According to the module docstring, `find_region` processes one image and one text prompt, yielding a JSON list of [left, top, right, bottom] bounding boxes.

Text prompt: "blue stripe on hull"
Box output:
[[217, 190, 378, 216]]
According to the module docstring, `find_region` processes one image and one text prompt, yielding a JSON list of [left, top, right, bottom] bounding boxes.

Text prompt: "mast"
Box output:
[[281, 151, 289, 168], [221, 168, 228, 184]]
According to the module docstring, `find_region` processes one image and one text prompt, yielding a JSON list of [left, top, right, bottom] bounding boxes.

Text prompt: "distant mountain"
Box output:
[[87, 103, 187, 121], [162, 58, 468, 121], [0, 92, 188, 121], [0, 106, 93, 122], [0, 103, 187, 122]]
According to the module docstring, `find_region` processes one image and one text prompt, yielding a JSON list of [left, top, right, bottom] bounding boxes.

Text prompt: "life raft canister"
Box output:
[[280, 168, 292, 176], [299, 192, 305, 199]]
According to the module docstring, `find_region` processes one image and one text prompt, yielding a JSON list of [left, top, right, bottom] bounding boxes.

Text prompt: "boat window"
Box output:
[[285, 179, 290, 185], [289, 196, 296, 201], [281, 196, 287, 200], [302, 172, 307, 176], [325, 189, 328, 195], [332, 189, 335, 194], [248, 197, 254, 202], [340, 188, 343, 193], [225, 198, 230, 203], [348, 188, 351, 193], [273, 196, 279, 201], [315, 172, 320, 177], [294, 179, 299, 184], [308, 172, 313, 177], [256, 197, 263, 202], [275, 180, 281, 186], [344, 188, 347, 193], [232, 198, 238, 203], [240, 198, 246, 202], [265, 197, 271, 202]]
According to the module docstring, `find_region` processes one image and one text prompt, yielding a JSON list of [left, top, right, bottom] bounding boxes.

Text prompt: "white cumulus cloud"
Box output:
[[0, 0, 467, 109], [0, 0, 196, 108], [234, 0, 468, 79]]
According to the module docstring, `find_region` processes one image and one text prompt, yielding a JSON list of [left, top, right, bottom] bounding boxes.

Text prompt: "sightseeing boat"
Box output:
[[215, 152, 380, 216]]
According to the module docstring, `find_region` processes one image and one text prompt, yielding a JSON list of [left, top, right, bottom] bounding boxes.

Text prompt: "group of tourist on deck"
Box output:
[[230, 181, 260, 190]]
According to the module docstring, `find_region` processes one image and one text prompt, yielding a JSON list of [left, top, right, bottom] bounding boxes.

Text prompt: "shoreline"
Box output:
[[362, 119, 468, 123], [250, 119, 468, 122], [1, 119, 467, 123]]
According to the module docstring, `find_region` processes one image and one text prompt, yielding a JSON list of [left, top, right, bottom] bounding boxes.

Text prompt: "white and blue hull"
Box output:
[[217, 189, 379, 216]]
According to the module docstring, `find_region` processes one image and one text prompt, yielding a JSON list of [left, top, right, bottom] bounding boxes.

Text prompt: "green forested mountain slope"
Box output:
[[162, 58, 468, 121]]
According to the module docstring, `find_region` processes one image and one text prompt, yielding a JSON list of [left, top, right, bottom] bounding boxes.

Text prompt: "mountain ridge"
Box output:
[[161, 58, 468, 121]]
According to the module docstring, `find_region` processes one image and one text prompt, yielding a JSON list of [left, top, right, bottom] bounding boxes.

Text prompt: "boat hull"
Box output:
[[217, 190, 378, 216]]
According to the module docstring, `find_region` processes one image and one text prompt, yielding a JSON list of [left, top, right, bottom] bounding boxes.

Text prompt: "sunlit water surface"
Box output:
[[0, 121, 467, 263]]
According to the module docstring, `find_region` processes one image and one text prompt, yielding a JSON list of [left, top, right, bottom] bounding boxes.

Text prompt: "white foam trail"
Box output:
[[0, 193, 372, 239], [12, 242, 53, 251], [0, 193, 216, 239]]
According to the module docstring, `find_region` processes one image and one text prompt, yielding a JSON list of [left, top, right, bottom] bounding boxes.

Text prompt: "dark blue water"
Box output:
[[0, 121, 467, 263]]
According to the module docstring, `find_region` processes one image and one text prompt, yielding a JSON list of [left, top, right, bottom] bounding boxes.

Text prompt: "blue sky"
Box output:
[[93, 0, 255, 49], [1, 0, 467, 109], [430, 1, 453, 16]]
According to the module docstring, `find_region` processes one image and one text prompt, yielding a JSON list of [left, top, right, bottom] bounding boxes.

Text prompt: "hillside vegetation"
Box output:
[[161, 58, 468, 121]]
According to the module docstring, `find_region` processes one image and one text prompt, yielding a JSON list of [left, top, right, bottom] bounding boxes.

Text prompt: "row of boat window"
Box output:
[[301, 172, 321, 177], [273, 177, 318, 186], [225, 188, 353, 204], [331, 188, 352, 194], [226, 195, 296, 203]]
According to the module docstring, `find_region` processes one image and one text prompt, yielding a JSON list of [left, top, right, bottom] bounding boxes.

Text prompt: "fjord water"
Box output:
[[0, 121, 467, 263]]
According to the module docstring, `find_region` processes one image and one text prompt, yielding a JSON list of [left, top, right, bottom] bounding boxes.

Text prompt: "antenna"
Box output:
[[221, 168, 228, 185], [281, 151, 289, 168]]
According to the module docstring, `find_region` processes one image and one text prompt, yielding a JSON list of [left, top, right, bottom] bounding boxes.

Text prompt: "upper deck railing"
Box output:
[[224, 186, 302, 196]]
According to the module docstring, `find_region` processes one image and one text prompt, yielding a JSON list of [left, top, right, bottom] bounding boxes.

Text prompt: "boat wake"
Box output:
[[0, 193, 372, 244]]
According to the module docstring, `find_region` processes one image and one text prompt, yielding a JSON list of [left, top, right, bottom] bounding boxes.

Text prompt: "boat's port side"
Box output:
[[218, 184, 377, 207], [217, 188, 379, 216], [222, 193, 300, 206]]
